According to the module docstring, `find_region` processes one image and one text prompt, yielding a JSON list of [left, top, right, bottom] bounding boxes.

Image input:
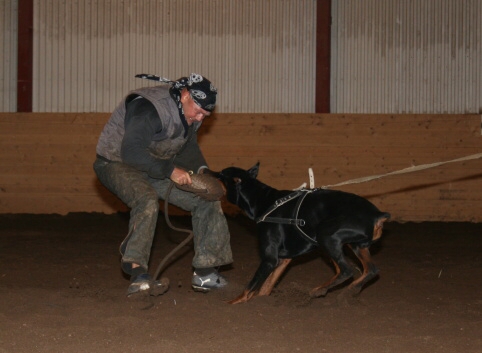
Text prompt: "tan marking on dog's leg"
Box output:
[[347, 246, 371, 289], [310, 260, 342, 298], [226, 289, 256, 304], [345, 246, 379, 297], [258, 258, 292, 296]]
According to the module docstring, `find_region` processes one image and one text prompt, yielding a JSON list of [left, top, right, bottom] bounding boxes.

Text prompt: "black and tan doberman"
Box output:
[[216, 163, 390, 304]]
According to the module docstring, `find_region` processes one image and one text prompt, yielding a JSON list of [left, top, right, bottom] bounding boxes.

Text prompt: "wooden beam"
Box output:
[[1, 113, 482, 221], [316, 0, 331, 113], [17, 0, 34, 112]]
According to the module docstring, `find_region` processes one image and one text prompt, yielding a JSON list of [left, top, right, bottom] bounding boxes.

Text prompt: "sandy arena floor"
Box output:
[[0, 213, 481, 353]]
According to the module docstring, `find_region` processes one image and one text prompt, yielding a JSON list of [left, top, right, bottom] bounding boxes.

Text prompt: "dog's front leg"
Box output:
[[227, 258, 278, 304], [258, 258, 292, 296]]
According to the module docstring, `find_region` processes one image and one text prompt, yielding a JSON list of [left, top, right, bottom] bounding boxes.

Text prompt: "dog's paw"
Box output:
[[225, 289, 254, 304], [309, 286, 328, 298]]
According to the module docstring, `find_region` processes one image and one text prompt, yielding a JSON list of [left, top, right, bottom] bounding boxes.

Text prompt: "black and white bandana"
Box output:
[[135, 73, 217, 112]]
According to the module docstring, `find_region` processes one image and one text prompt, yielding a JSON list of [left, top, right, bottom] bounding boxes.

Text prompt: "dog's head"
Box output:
[[215, 163, 260, 218]]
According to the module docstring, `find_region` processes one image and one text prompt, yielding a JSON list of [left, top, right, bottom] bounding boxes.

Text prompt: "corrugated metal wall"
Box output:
[[4, 1, 482, 114], [331, 0, 482, 114], [0, 0, 17, 112], [32, 0, 317, 113]]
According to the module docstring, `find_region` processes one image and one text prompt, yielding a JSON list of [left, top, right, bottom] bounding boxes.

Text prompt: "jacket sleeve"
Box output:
[[173, 128, 208, 174], [120, 97, 175, 179]]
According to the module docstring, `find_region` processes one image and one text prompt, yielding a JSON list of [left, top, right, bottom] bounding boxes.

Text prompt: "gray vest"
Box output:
[[96, 86, 201, 162]]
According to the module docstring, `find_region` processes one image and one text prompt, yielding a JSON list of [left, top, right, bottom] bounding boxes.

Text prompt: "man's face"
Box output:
[[181, 89, 211, 125]]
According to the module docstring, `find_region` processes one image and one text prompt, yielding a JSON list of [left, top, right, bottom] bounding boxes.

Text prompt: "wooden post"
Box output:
[[316, 0, 331, 113], [17, 0, 34, 112]]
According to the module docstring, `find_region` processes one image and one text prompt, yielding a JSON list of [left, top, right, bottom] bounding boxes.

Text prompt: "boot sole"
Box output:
[[192, 285, 211, 293]]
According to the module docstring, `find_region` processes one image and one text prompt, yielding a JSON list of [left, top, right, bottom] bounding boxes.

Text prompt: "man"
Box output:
[[93, 73, 233, 298]]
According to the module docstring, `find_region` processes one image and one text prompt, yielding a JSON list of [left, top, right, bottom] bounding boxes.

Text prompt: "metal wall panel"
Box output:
[[0, 0, 17, 112], [32, 0, 316, 113], [331, 0, 482, 113]]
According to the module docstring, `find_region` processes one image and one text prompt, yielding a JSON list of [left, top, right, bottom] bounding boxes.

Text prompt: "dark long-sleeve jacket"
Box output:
[[96, 85, 207, 179]]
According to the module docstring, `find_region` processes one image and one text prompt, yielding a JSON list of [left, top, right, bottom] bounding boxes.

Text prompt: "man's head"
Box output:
[[135, 72, 217, 124], [178, 73, 217, 125], [181, 88, 212, 125], [182, 73, 217, 112]]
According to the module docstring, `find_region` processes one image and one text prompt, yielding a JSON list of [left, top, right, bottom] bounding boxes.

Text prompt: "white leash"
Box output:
[[319, 152, 482, 189]]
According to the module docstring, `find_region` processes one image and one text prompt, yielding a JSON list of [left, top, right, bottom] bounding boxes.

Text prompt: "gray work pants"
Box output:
[[93, 157, 233, 275]]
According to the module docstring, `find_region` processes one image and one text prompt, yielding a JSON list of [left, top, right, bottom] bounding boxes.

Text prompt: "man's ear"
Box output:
[[248, 162, 260, 179], [180, 88, 190, 102]]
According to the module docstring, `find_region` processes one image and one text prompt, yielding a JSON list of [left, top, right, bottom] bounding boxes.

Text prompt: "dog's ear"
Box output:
[[248, 162, 260, 179]]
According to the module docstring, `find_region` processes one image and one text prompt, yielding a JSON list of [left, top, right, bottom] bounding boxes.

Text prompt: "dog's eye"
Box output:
[[233, 177, 242, 184]]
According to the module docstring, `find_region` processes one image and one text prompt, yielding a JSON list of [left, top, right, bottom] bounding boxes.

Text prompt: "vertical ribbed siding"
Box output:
[[0, 0, 18, 112], [32, 0, 316, 113], [332, 0, 482, 114]]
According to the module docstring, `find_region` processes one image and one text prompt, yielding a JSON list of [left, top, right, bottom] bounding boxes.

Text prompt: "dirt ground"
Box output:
[[0, 212, 481, 353]]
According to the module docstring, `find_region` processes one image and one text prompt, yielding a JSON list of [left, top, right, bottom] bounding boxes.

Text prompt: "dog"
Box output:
[[215, 163, 390, 304]]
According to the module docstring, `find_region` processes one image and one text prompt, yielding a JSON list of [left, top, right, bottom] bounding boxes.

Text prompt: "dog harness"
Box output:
[[255, 189, 319, 245]]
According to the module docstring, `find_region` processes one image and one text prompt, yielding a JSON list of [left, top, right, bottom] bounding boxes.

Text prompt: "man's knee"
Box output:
[[132, 190, 160, 215], [192, 198, 222, 212]]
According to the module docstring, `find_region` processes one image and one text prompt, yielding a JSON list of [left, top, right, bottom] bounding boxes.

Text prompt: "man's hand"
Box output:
[[170, 168, 192, 185]]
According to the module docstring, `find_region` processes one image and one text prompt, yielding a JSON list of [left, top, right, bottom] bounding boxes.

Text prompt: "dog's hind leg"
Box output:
[[309, 244, 353, 298], [309, 261, 352, 298], [258, 258, 292, 296], [345, 245, 379, 295]]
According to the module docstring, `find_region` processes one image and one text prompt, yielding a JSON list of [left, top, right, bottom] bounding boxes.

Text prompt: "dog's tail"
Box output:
[[373, 212, 391, 241]]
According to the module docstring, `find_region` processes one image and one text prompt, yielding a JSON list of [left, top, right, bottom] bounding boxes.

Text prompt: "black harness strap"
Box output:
[[255, 190, 305, 224], [294, 191, 318, 245], [256, 189, 318, 245], [260, 217, 306, 227]]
